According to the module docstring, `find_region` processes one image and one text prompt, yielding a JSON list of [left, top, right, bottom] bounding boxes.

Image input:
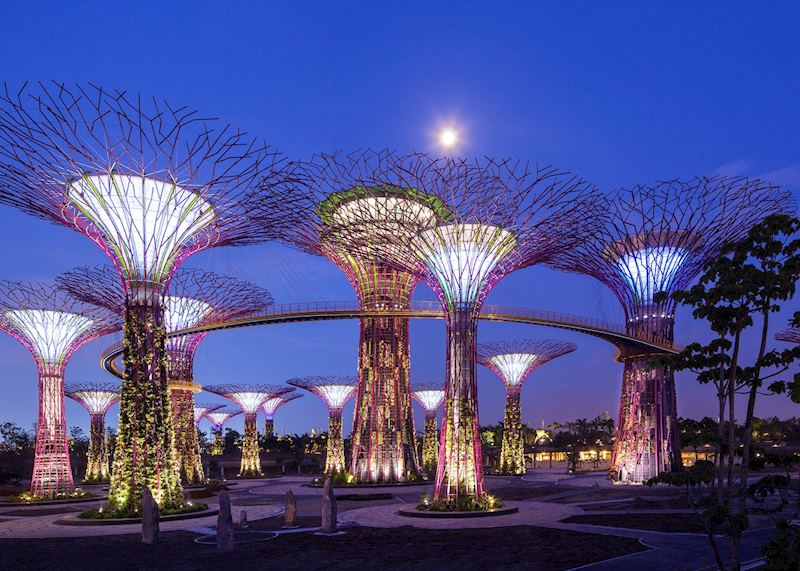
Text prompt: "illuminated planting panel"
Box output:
[[70, 390, 119, 415], [207, 411, 238, 427], [164, 296, 213, 332], [317, 384, 357, 411], [416, 224, 517, 306], [616, 246, 689, 305], [412, 389, 445, 413], [68, 174, 215, 285], [5, 309, 93, 363], [490, 353, 539, 388]]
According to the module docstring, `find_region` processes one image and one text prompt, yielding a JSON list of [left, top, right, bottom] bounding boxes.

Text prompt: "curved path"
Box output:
[[101, 300, 678, 377]]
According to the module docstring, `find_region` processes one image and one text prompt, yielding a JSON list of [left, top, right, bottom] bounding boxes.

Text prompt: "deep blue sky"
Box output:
[[0, 2, 798, 438]]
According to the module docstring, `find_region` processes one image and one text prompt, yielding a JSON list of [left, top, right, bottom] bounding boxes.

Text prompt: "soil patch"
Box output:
[[494, 485, 571, 501], [0, 524, 648, 570], [0, 506, 83, 516], [564, 512, 707, 533]]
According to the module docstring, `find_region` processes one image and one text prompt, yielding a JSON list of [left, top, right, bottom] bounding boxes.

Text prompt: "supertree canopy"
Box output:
[[549, 178, 791, 484], [65, 382, 120, 483], [287, 376, 357, 474], [0, 82, 296, 512], [204, 384, 291, 476], [0, 282, 119, 497], [776, 328, 800, 345], [206, 409, 240, 455], [334, 156, 601, 505], [58, 264, 274, 484], [261, 392, 302, 438], [411, 383, 446, 473], [477, 339, 576, 474], [273, 150, 450, 483], [194, 403, 223, 426]]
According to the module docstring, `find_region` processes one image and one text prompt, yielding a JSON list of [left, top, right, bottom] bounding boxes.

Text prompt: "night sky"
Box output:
[[0, 2, 798, 438]]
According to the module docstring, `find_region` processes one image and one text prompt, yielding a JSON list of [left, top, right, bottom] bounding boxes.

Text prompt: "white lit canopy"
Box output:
[[616, 246, 689, 306], [262, 396, 295, 419], [67, 173, 215, 288], [206, 411, 239, 427], [228, 391, 272, 415], [316, 384, 357, 411], [5, 309, 93, 365], [490, 353, 539, 389], [69, 389, 119, 415], [415, 223, 517, 308], [412, 389, 445, 413]]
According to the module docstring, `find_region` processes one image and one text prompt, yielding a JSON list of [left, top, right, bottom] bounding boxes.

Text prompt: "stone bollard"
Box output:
[[239, 509, 248, 529], [319, 476, 338, 534], [217, 490, 235, 552], [141, 487, 160, 544], [283, 489, 298, 528]]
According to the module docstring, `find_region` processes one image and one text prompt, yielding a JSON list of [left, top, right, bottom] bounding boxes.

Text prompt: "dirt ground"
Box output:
[[0, 515, 648, 571], [564, 512, 708, 533]]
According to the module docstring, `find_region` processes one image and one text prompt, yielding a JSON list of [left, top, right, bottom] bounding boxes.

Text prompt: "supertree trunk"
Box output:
[[500, 390, 525, 475], [211, 428, 224, 456], [31, 364, 74, 497], [240, 413, 262, 476], [326, 410, 346, 474], [85, 413, 110, 482], [109, 296, 182, 512], [435, 309, 485, 503], [169, 387, 204, 484], [264, 418, 274, 439], [422, 413, 439, 472], [350, 270, 419, 483], [610, 313, 682, 483]]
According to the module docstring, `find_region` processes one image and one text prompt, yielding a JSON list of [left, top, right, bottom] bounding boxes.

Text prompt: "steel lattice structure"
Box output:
[[329, 155, 601, 504], [776, 328, 800, 345], [58, 264, 274, 484], [205, 409, 241, 455], [261, 392, 302, 438], [411, 383, 446, 473], [0, 283, 119, 497], [65, 382, 120, 483], [0, 82, 297, 512], [287, 376, 357, 474], [272, 150, 451, 483], [549, 178, 791, 484], [477, 339, 575, 474], [203, 384, 291, 476], [194, 403, 223, 426]]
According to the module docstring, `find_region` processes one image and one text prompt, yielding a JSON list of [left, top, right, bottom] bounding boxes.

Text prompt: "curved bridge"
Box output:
[[100, 300, 679, 378]]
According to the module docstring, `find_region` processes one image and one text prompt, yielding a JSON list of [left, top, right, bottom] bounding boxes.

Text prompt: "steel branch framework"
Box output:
[[776, 328, 800, 345], [194, 403, 223, 426], [0, 82, 296, 512], [549, 178, 791, 484], [65, 382, 120, 483], [477, 339, 575, 474], [333, 155, 602, 505], [411, 383, 445, 473], [0, 282, 119, 497], [203, 384, 291, 476], [273, 150, 450, 483], [205, 409, 241, 455], [58, 264, 274, 483], [287, 376, 357, 474], [261, 392, 302, 438]]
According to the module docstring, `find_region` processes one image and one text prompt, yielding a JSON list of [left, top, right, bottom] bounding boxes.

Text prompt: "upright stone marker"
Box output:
[[320, 476, 338, 534], [283, 489, 298, 528], [141, 487, 160, 544], [217, 490, 235, 552], [239, 509, 248, 529]]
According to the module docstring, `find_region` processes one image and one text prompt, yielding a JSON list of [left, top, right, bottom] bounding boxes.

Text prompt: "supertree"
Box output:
[[58, 265, 274, 484], [262, 393, 302, 438], [195, 403, 223, 427], [549, 178, 790, 483], [0, 282, 119, 497], [330, 155, 601, 505], [204, 384, 291, 476], [287, 376, 357, 474], [477, 339, 576, 474], [0, 82, 296, 512], [776, 327, 800, 345], [273, 150, 450, 483], [64, 382, 120, 483], [411, 384, 445, 473], [206, 409, 240, 455]]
